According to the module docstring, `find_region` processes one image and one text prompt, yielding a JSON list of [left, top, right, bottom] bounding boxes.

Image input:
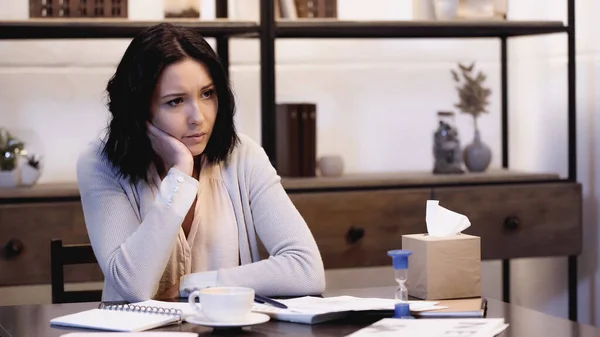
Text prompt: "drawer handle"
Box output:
[[3, 239, 24, 259], [504, 216, 520, 231], [346, 226, 365, 244]]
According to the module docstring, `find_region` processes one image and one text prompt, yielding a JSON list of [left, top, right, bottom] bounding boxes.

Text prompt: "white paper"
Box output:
[[426, 200, 471, 237], [252, 296, 441, 316], [62, 333, 197, 337], [345, 318, 508, 337]]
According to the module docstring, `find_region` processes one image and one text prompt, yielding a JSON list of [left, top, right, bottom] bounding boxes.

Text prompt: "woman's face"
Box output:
[[150, 58, 217, 157]]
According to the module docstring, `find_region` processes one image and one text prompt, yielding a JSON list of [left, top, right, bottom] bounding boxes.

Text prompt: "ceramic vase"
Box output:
[[463, 129, 492, 172], [0, 169, 20, 187], [433, 0, 459, 20], [318, 155, 344, 177], [20, 164, 41, 186], [460, 0, 495, 18]]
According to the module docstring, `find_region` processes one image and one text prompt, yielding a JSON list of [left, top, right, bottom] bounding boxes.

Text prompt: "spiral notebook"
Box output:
[[50, 301, 197, 332]]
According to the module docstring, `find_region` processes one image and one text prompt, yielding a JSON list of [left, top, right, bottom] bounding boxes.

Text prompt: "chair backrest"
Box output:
[[50, 239, 103, 304]]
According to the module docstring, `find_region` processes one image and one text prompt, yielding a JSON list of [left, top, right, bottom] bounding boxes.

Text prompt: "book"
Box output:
[[279, 0, 298, 19], [274, 102, 317, 177], [345, 318, 509, 337], [300, 103, 317, 177], [275, 103, 302, 177], [294, 0, 337, 18], [412, 298, 487, 318], [50, 300, 197, 332]]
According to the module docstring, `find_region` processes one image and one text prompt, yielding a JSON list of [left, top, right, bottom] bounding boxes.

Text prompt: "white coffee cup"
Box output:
[[188, 287, 254, 322]]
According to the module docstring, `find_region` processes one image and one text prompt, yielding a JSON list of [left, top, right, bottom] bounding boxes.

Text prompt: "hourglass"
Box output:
[[387, 250, 412, 302]]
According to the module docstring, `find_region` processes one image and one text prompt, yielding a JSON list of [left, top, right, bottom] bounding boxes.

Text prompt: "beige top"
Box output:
[[148, 161, 239, 299]]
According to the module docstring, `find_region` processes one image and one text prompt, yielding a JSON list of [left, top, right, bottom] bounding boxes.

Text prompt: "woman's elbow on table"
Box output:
[[105, 262, 159, 303], [308, 265, 327, 295], [297, 250, 327, 295]]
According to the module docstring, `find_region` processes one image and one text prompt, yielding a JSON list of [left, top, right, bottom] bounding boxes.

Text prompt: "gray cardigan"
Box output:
[[76, 133, 326, 302]]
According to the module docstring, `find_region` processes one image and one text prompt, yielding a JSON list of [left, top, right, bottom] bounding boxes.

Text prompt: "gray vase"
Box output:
[[463, 129, 492, 172]]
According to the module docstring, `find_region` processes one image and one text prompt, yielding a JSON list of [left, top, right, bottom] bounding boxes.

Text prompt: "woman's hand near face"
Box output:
[[147, 122, 194, 176]]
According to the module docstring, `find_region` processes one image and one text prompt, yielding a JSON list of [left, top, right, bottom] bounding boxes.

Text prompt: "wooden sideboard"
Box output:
[[0, 169, 582, 287]]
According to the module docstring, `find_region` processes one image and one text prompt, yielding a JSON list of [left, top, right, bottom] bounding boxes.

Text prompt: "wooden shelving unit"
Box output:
[[0, 0, 580, 321]]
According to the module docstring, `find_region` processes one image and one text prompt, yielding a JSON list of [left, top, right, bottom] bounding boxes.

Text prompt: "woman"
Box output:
[[77, 23, 326, 302]]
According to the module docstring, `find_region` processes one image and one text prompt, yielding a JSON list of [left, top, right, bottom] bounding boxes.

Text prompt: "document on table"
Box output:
[[61, 331, 198, 337], [345, 318, 509, 337], [251, 295, 445, 324]]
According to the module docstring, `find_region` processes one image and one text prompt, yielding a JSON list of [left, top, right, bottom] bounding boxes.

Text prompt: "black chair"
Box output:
[[50, 239, 103, 303]]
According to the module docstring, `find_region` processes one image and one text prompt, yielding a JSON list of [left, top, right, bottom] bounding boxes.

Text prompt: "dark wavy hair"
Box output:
[[103, 23, 238, 184]]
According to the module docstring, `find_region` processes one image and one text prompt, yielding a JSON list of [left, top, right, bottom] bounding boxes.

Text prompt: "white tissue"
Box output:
[[425, 200, 471, 237]]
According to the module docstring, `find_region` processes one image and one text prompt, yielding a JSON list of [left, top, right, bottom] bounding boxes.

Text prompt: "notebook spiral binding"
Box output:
[[98, 303, 184, 322]]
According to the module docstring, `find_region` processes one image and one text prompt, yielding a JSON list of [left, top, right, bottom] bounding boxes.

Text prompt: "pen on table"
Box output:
[[254, 294, 288, 309], [183, 288, 288, 309]]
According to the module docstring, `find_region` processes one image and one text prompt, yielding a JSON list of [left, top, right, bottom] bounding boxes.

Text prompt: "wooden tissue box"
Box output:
[[402, 233, 481, 300]]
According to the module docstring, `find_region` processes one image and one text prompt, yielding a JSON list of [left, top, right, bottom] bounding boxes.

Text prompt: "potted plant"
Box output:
[[0, 128, 24, 187], [451, 62, 492, 172]]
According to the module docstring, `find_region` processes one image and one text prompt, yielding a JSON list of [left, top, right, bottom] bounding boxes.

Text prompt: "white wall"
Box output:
[[504, 0, 600, 325], [1, 0, 599, 325]]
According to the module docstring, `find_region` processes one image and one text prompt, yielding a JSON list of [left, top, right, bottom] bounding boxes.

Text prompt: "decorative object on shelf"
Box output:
[[0, 128, 24, 188], [433, 111, 464, 175], [164, 0, 200, 18], [278, 0, 338, 19], [29, 0, 127, 18], [0, 169, 20, 188], [21, 154, 42, 186], [451, 62, 492, 172], [412, 0, 436, 20], [433, 0, 459, 20], [17, 128, 44, 186], [293, 0, 337, 18], [275, 103, 317, 177], [318, 155, 344, 177], [492, 0, 508, 20], [0, 128, 43, 188], [457, 0, 506, 20], [463, 129, 492, 172]]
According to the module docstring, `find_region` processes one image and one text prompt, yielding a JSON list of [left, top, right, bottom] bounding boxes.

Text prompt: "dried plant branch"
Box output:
[[451, 62, 492, 122]]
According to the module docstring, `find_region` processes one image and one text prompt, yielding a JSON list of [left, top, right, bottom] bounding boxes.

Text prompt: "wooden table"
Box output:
[[0, 285, 596, 337]]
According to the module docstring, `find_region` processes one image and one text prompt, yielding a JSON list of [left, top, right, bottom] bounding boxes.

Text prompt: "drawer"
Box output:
[[433, 182, 582, 260], [289, 189, 430, 269], [0, 202, 103, 286]]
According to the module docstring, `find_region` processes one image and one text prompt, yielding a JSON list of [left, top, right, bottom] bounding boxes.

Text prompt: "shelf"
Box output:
[[0, 19, 568, 40], [281, 169, 564, 192], [0, 182, 79, 200], [276, 19, 568, 38], [0, 19, 260, 39], [0, 170, 565, 199]]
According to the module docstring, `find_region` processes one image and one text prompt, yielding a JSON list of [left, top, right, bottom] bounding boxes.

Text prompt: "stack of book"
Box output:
[[275, 103, 317, 177]]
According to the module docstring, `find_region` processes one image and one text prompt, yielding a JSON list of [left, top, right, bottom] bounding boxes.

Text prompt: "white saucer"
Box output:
[[185, 312, 270, 328]]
